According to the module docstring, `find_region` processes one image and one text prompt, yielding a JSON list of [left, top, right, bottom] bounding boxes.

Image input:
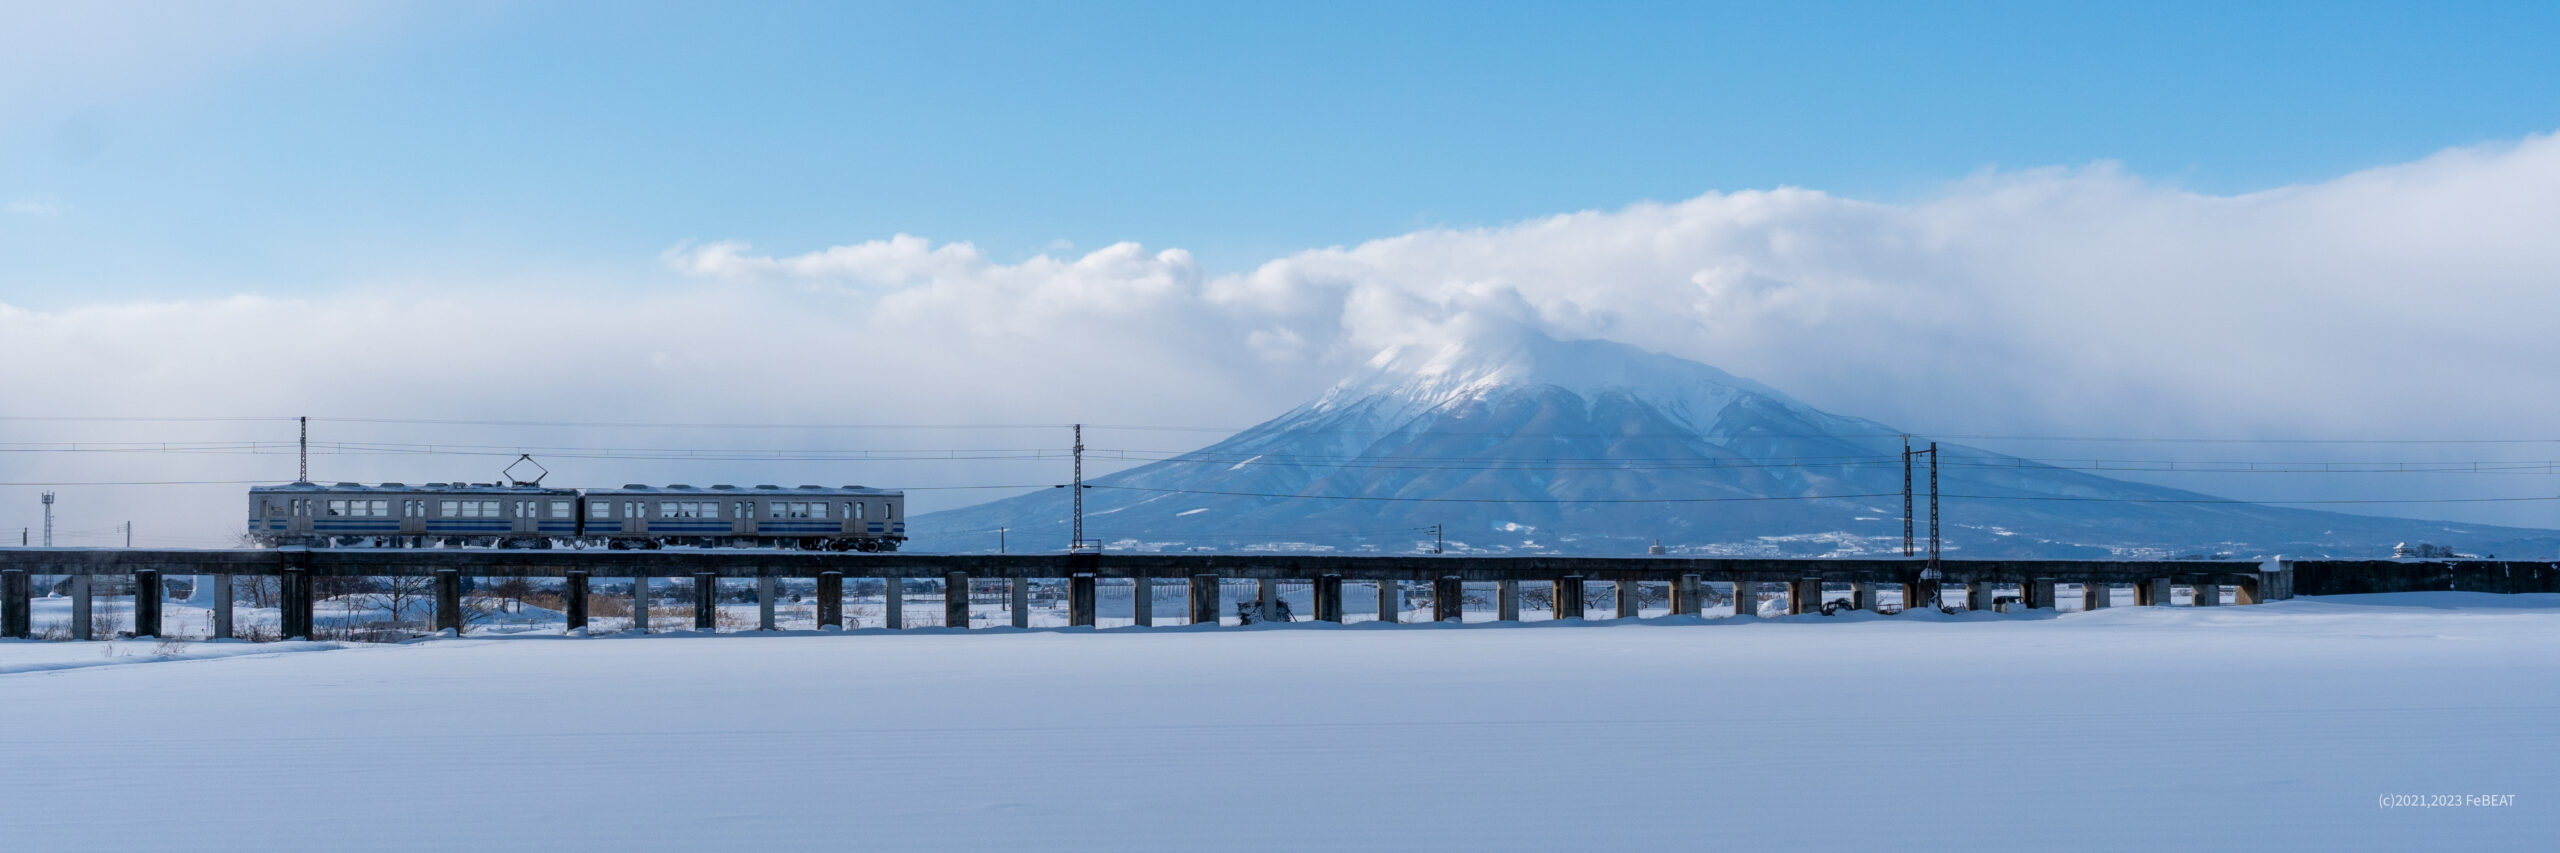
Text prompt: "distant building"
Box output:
[[2393, 542, 2468, 559]]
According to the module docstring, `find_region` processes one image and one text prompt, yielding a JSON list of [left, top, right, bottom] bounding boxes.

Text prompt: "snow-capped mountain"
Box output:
[[912, 330, 2560, 558]]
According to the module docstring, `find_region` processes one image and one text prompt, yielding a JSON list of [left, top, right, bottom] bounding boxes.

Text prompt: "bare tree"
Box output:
[[487, 578, 534, 614], [377, 575, 435, 628]]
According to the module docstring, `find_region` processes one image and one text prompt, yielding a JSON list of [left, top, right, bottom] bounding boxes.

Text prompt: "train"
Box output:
[[248, 481, 906, 550]]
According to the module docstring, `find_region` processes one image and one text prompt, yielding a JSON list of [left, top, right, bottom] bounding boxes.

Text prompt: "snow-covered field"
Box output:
[[2, 593, 2550, 851]]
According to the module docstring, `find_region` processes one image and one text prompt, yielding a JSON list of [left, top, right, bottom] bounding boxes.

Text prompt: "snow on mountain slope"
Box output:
[[914, 330, 2560, 558]]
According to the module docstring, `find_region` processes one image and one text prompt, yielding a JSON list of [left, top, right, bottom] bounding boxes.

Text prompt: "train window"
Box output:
[[439, 500, 457, 517], [885, 502, 893, 519], [550, 500, 571, 518], [852, 502, 865, 520], [659, 501, 713, 518], [325, 500, 346, 516], [590, 501, 610, 519], [812, 502, 828, 519], [370, 500, 388, 517]]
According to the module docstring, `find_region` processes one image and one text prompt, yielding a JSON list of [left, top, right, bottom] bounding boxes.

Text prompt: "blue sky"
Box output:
[[7, 1, 2559, 305], [10, 2, 2560, 541]]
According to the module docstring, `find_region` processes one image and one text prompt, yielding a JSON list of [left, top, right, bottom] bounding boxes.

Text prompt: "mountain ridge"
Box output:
[[912, 331, 2560, 559]]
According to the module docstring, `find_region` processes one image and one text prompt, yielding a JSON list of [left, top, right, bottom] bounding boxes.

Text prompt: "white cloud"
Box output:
[[5, 199, 60, 217], [10, 132, 2560, 540]]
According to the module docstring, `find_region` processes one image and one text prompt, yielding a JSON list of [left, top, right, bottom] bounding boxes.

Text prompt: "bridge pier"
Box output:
[[816, 572, 842, 629], [2193, 579, 2222, 607], [1615, 580, 1638, 619], [1132, 577, 1153, 626], [946, 572, 970, 629], [692, 573, 717, 631], [1554, 576, 1585, 620], [2137, 578, 2169, 606], [1731, 580, 1754, 617], [884, 577, 904, 629], [1068, 574, 1096, 626], [1435, 576, 1464, 622], [632, 575, 651, 633], [2233, 575, 2261, 606], [280, 569, 312, 640], [1904, 580, 1937, 612], [1190, 575, 1218, 625], [1498, 579, 1521, 621], [436, 570, 464, 634], [132, 569, 160, 638], [1260, 579, 1281, 623], [1848, 581, 1870, 611], [212, 575, 233, 639], [565, 571, 589, 633], [1791, 578, 1822, 615], [1012, 578, 1032, 628], [1314, 575, 1343, 622], [70, 575, 93, 640], [1376, 579, 1399, 623], [1, 569, 27, 639], [757, 575, 776, 631], [2027, 578, 2056, 610], [1967, 581, 1997, 612], [2082, 581, 2111, 611], [1672, 574, 1700, 616]]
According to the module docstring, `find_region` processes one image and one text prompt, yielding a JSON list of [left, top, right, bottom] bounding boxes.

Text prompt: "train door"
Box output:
[[513, 498, 538, 535], [400, 499, 425, 535], [621, 499, 646, 536], [735, 500, 756, 537]]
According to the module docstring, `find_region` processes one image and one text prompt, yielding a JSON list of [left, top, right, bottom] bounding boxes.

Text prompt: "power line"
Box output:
[[1086, 484, 2557, 507], [1089, 485, 1901, 504], [1945, 493, 2560, 505], [13, 441, 2560, 476], [306, 417, 1076, 430]]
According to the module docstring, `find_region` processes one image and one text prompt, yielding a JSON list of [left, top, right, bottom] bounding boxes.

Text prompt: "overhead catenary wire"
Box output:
[[1086, 485, 2559, 507], [19, 413, 2560, 443], [11, 441, 2560, 476]]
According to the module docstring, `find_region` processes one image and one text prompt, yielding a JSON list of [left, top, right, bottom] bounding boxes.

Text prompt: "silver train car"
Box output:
[[249, 482, 906, 551]]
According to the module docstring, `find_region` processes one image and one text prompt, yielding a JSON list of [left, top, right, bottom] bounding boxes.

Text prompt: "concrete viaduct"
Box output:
[[0, 548, 2550, 640]]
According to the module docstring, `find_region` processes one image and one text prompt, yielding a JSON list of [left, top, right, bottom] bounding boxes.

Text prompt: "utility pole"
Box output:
[[41, 492, 54, 547], [1902, 436, 1915, 557], [998, 527, 1006, 554], [123, 521, 131, 548], [1901, 441, 1942, 610], [298, 415, 309, 483], [1072, 424, 1084, 550], [1430, 524, 1444, 554]]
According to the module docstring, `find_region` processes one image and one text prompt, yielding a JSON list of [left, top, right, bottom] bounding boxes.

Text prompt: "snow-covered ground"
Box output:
[[2, 593, 2551, 851]]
